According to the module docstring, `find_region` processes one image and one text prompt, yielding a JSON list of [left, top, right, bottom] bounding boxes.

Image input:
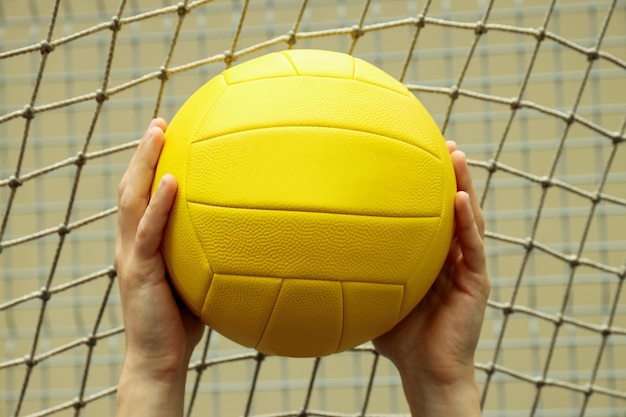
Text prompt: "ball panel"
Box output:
[[188, 127, 444, 217], [221, 49, 408, 97], [187, 202, 442, 284], [201, 274, 282, 348], [152, 74, 229, 314], [337, 282, 404, 352], [222, 51, 297, 85], [352, 56, 409, 96], [280, 49, 355, 79], [190, 76, 445, 161], [256, 279, 343, 357], [399, 153, 457, 319], [161, 234, 212, 317]]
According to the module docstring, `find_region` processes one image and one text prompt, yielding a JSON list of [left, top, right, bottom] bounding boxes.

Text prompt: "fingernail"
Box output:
[[158, 175, 166, 188], [145, 127, 154, 141]]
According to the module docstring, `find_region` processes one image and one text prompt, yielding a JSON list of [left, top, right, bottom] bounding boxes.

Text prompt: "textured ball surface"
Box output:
[[152, 49, 456, 357]]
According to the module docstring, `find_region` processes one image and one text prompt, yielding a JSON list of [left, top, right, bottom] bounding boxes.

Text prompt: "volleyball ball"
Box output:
[[152, 49, 456, 357]]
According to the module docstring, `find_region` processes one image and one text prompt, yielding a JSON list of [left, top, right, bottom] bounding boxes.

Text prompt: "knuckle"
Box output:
[[117, 177, 127, 198], [135, 217, 152, 243], [118, 167, 134, 198], [482, 275, 492, 299], [118, 189, 148, 215], [118, 190, 134, 213], [114, 252, 124, 277]]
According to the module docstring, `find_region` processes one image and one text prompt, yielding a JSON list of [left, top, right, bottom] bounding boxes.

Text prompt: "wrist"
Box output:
[[394, 359, 481, 417], [115, 355, 190, 417]]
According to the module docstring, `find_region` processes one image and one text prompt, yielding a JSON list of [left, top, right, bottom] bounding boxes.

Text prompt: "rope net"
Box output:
[[1, 0, 625, 416]]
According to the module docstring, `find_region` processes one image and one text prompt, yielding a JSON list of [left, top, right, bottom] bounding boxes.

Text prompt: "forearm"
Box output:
[[396, 365, 481, 417], [115, 361, 188, 417]]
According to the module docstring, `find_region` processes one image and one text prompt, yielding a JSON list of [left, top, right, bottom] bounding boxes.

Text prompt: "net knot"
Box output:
[[255, 351, 266, 362], [85, 334, 97, 347], [176, 2, 189, 17], [108, 267, 117, 279], [8, 175, 23, 189], [38, 287, 51, 301], [568, 254, 580, 267], [39, 40, 54, 55], [449, 85, 459, 100], [286, 30, 297, 46], [535, 377, 546, 388], [158, 66, 169, 81], [415, 13, 426, 28], [73, 398, 86, 410], [502, 304, 513, 316], [487, 159, 497, 173], [57, 223, 70, 236], [22, 104, 35, 120], [613, 134, 624, 145], [539, 176, 552, 189], [587, 49, 599, 62], [510, 97, 521, 110], [95, 89, 109, 103], [565, 111, 576, 125], [474, 21, 487, 35], [351, 25, 364, 40], [601, 325, 611, 337], [485, 362, 495, 376], [109, 16, 122, 32], [24, 354, 38, 368], [535, 27, 546, 42], [223, 50, 234, 66], [590, 191, 601, 204], [74, 151, 86, 167], [524, 237, 534, 250], [554, 313, 564, 327]]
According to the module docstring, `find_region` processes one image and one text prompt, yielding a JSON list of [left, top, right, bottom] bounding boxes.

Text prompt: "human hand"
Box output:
[[373, 142, 489, 416], [115, 119, 204, 417]]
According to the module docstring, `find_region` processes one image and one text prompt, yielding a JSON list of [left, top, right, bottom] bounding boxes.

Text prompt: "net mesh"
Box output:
[[1, 0, 625, 416]]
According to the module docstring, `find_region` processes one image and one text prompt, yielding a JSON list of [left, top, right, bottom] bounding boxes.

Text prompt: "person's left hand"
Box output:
[[115, 118, 204, 381]]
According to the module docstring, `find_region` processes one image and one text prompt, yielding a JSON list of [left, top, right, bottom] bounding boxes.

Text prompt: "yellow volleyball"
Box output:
[[153, 49, 456, 357]]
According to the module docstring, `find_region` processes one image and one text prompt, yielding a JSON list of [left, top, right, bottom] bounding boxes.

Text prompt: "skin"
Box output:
[[115, 119, 489, 417]]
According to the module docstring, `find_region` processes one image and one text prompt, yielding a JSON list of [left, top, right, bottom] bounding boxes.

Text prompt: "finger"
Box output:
[[118, 118, 168, 197], [118, 125, 166, 240], [117, 120, 162, 264], [446, 140, 457, 154], [451, 150, 484, 238], [455, 191, 487, 282], [118, 119, 164, 195], [125, 125, 165, 199], [134, 174, 177, 261], [152, 117, 167, 132]]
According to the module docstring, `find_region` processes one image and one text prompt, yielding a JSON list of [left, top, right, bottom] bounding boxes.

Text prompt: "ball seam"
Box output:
[[209, 272, 407, 288], [191, 125, 443, 162], [187, 201, 442, 219], [254, 277, 285, 351]]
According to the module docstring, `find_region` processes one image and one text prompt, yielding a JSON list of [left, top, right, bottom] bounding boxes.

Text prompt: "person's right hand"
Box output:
[[373, 142, 490, 416]]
